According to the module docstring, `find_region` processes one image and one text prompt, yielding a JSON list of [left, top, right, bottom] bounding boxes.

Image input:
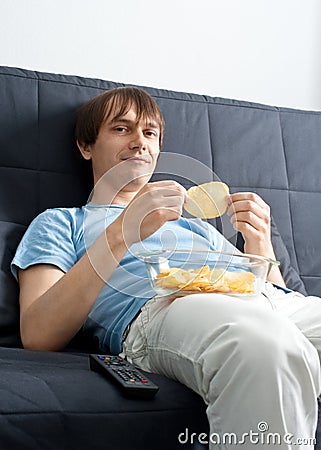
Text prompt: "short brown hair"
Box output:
[[75, 86, 165, 148]]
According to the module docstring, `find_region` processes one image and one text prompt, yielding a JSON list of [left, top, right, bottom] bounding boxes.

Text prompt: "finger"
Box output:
[[227, 196, 269, 219], [129, 190, 184, 218], [148, 180, 186, 194], [231, 220, 262, 240], [227, 200, 266, 219], [145, 182, 186, 202], [230, 210, 266, 232], [229, 192, 269, 210]]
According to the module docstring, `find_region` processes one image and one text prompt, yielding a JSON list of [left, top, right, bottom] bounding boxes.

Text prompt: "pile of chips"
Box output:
[[156, 266, 255, 294]]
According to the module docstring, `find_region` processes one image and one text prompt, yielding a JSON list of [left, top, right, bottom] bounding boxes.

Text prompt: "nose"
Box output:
[[129, 129, 146, 151]]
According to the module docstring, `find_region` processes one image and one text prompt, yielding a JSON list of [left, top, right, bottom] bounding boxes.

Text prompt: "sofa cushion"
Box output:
[[270, 216, 307, 294], [0, 222, 24, 347], [0, 347, 208, 450]]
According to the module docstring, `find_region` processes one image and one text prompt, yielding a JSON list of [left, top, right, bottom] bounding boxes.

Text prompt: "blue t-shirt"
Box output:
[[11, 203, 235, 354]]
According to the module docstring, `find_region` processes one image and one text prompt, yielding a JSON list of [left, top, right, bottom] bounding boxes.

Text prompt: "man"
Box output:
[[11, 87, 321, 448]]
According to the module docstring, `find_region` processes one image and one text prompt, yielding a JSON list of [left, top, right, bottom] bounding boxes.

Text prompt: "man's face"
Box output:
[[83, 107, 161, 191]]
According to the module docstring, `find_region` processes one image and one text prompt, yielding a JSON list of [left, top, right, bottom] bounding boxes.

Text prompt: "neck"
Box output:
[[90, 188, 136, 205], [89, 178, 146, 205], [89, 165, 152, 205]]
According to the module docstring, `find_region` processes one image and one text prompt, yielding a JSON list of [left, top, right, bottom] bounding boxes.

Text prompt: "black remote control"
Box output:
[[89, 354, 159, 399]]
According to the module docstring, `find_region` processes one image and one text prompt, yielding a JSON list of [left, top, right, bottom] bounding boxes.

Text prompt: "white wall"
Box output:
[[1, 0, 321, 110]]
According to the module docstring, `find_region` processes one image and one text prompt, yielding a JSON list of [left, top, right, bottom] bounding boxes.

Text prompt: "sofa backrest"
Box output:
[[1, 66, 321, 347]]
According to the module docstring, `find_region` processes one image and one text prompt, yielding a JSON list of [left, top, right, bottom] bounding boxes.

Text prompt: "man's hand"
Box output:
[[115, 180, 186, 248], [227, 192, 274, 258], [227, 192, 286, 287]]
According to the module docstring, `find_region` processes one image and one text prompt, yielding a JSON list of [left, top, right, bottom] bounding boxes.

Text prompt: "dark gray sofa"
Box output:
[[0, 66, 321, 449]]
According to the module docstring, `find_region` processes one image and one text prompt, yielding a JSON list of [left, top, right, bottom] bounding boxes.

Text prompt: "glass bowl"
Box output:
[[142, 250, 279, 297]]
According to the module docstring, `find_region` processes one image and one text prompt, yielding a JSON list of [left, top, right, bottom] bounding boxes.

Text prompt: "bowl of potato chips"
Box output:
[[142, 250, 279, 297]]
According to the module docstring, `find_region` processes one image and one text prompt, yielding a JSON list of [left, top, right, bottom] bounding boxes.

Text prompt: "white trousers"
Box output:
[[122, 283, 321, 449]]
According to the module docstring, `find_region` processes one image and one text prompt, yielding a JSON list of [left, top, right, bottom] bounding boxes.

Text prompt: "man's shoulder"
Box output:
[[37, 206, 84, 220], [30, 206, 85, 232]]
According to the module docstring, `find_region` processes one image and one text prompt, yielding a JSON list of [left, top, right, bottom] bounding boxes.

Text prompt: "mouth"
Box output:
[[121, 156, 151, 163]]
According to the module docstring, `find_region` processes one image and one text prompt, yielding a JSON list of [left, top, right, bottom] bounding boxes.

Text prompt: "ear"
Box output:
[[77, 140, 92, 161]]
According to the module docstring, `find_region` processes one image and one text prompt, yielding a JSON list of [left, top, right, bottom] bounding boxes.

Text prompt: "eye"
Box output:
[[145, 129, 159, 138], [114, 126, 127, 133]]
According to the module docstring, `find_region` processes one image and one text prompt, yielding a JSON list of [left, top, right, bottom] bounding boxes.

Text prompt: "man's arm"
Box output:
[[19, 226, 127, 351], [18, 180, 186, 351]]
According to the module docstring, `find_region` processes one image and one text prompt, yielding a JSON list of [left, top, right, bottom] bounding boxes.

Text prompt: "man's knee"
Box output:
[[205, 310, 320, 383]]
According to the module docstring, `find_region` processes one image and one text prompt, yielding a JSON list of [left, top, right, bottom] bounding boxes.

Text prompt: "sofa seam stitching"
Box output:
[[278, 113, 301, 277], [2, 70, 321, 116]]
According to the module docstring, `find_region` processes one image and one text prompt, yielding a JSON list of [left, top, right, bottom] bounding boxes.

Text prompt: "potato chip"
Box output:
[[156, 265, 255, 295], [184, 181, 229, 219]]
